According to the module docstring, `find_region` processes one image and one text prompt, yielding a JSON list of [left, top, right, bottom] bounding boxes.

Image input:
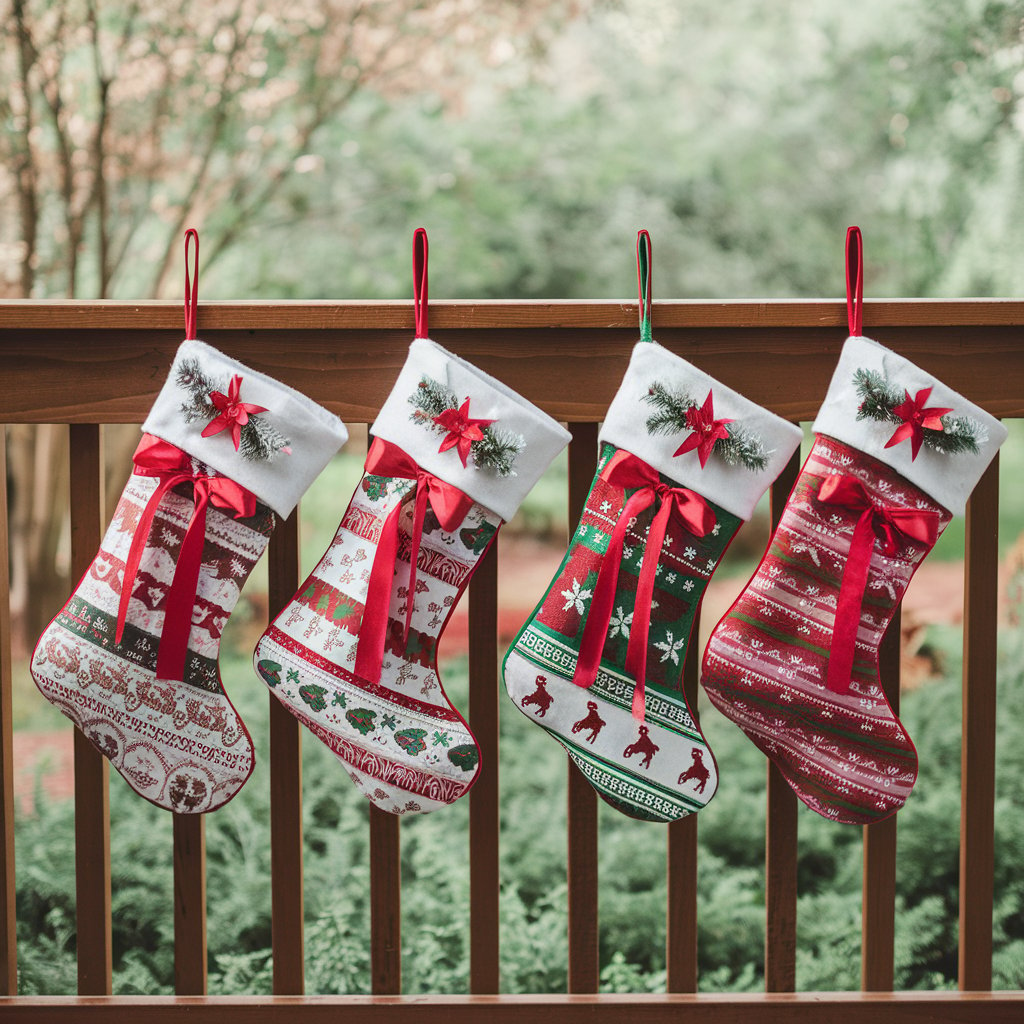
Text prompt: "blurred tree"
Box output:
[[0, 0, 586, 649], [222, 0, 1023, 301], [0, 0, 583, 300]]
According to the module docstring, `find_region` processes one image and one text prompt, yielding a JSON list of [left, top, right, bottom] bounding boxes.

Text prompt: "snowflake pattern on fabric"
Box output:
[[504, 442, 742, 823], [560, 578, 593, 614]]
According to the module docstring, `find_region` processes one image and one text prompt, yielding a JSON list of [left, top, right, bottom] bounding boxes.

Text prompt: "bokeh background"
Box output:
[[3, 0, 1023, 995]]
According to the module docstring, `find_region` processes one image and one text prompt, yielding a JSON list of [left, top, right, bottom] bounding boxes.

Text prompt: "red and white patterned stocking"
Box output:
[[702, 255, 1005, 823], [254, 233, 570, 815], [31, 338, 346, 812]]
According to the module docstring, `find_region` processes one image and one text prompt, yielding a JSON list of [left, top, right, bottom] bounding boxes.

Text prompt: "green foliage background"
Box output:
[[12, 430, 1024, 994], [8, 0, 1024, 998], [199, 0, 1024, 304], [15, 625, 1024, 994]]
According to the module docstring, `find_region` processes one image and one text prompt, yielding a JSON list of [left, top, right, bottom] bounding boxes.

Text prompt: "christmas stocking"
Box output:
[[31, 339, 347, 812], [254, 326, 570, 815], [701, 233, 1006, 823], [502, 237, 802, 822]]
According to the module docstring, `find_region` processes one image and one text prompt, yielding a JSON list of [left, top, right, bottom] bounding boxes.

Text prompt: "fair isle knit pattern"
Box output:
[[31, 475, 274, 813], [701, 435, 951, 824], [503, 443, 740, 823], [254, 470, 499, 815]]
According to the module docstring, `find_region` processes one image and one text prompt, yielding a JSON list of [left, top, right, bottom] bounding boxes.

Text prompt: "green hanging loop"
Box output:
[[636, 229, 653, 343]]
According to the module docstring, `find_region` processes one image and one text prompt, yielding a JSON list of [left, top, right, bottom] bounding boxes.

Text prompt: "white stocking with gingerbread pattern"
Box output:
[[254, 230, 570, 815]]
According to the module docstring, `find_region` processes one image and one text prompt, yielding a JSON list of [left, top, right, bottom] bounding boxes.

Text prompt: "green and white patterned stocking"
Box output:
[[503, 337, 802, 822]]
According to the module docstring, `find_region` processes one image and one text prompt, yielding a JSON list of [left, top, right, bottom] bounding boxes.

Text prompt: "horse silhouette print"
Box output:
[[677, 748, 710, 793], [571, 701, 606, 744], [520, 674, 554, 718], [622, 725, 659, 770]]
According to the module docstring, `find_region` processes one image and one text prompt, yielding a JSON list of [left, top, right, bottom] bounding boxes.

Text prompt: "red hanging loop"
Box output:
[[184, 228, 199, 340], [845, 225, 863, 338], [636, 229, 653, 341], [413, 227, 429, 338]]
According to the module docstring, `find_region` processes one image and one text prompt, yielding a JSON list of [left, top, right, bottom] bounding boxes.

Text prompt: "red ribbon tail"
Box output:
[[154, 488, 210, 682], [572, 536, 624, 690], [572, 490, 649, 689], [826, 509, 876, 696], [631, 683, 646, 722], [624, 499, 672, 720], [355, 500, 403, 686], [403, 483, 429, 644]]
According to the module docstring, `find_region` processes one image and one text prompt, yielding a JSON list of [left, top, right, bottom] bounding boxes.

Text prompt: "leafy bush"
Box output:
[[14, 622, 1024, 994]]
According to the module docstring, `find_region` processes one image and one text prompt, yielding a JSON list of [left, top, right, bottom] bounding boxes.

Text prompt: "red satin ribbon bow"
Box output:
[[816, 473, 940, 696], [116, 434, 257, 683], [354, 437, 475, 685], [572, 450, 716, 720]]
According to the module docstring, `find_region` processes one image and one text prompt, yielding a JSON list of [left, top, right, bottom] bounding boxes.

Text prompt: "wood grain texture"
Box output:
[[861, 608, 901, 992], [370, 806, 401, 994], [0, 304, 1015, 1017], [566, 422, 600, 994], [4, 298, 1024, 329], [1, 305, 1022, 424], [172, 813, 207, 995], [666, 640, 700, 993], [69, 425, 113, 996], [0, 991, 1022, 1023], [764, 449, 801, 993], [468, 540, 500, 994], [267, 510, 305, 995], [959, 458, 1000, 992], [0, 437, 16, 994]]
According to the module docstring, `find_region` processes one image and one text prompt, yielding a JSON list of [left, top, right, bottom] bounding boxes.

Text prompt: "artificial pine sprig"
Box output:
[[642, 381, 769, 472], [408, 375, 524, 477], [409, 375, 458, 420], [852, 368, 905, 424], [853, 368, 984, 456], [643, 381, 694, 437], [716, 423, 770, 471], [176, 358, 291, 462]]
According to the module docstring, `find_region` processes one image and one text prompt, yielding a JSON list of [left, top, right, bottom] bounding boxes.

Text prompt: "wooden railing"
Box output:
[[0, 299, 1022, 1021]]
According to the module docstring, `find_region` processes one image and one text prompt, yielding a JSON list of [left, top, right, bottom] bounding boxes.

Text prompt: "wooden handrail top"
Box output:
[[2, 298, 1024, 330], [1, 300, 1022, 423]]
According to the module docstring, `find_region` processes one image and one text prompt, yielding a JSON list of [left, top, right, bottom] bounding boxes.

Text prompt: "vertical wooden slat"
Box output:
[[267, 509, 304, 994], [666, 639, 700, 992], [765, 447, 801, 993], [173, 812, 207, 993], [0, 432, 17, 993], [861, 607, 900, 991], [959, 455, 999, 991], [370, 806, 401, 993], [567, 422, 600, 994], [468, 539, 500, 993], [69, 424, 112, 995], [367, 420, 400, 996]]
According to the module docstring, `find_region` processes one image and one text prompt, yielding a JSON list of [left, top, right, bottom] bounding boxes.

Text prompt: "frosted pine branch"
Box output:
[[408, 375, 524, 475], [853, 367, 983, 456]]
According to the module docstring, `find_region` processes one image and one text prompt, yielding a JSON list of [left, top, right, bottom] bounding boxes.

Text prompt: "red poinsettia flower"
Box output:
[[883, 386, 952, 461], [433, 397, 495, 468], [201, 374, 268, 451], [673, 389, 734, 468]]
